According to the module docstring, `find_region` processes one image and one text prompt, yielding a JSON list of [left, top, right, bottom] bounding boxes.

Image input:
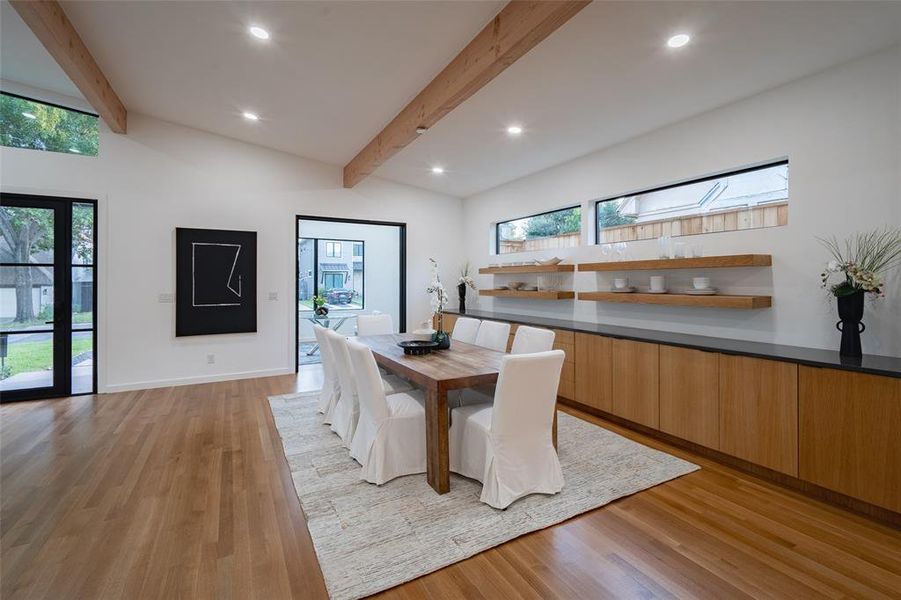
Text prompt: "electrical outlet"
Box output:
[[268, 291, 278, 301], [158, 293, 174, 303], [207, 354, 215, 365]]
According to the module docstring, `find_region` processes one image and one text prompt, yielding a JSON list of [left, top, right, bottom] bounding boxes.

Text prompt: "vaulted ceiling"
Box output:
[[3, 1, 900, 197]]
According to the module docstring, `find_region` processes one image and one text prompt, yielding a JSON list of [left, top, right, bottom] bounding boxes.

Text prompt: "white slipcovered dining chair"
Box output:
[[474, 320, 511, 353], [327, 330, 412, 448], [357, 313, 394, 336], [449, 350, 566, 509], [458, 325, 557, 407], [510, 325, 556, 355], [346, 339, 427, 484], [451, 317, 480, 344], [312, 324, 340, 423]]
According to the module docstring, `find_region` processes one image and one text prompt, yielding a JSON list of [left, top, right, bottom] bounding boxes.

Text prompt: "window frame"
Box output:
[[324, 241, 342, 258], [594, 159, 789, 244], [0, 91, 100, 156], [494, 204, 583, 255]]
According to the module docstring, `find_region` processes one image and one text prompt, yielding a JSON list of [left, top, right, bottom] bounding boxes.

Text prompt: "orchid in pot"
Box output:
[[457, 261, 477, 314], [427, 258, 451, 349], [818, 228, 901, 357]]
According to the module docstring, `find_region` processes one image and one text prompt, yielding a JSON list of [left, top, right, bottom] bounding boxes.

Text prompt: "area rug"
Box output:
[[269, 391, 698, 600]]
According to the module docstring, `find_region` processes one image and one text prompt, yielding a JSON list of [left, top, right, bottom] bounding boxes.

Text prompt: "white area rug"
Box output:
[[269, 391, 698, 600]]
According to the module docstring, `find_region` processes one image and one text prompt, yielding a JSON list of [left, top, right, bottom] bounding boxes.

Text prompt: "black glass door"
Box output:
[[0, 193, 97, 401]]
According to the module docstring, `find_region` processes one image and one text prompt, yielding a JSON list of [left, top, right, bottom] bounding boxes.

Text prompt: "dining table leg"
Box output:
[[425, 387, 450, 494]]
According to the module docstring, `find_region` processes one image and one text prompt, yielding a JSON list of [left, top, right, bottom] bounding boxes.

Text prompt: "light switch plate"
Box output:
[[159, 293, 174, 303], [268, 291, 278, 301]]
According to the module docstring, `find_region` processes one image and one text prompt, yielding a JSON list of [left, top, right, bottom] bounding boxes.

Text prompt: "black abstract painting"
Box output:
[[176, 227, 257, 336]]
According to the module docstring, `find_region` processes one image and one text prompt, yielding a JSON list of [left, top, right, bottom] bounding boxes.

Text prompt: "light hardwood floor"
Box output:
[[2, 368, 899, 599]]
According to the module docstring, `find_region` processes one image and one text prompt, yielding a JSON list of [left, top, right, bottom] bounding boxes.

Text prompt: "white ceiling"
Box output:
[[0, 0, 84, 100], [3, 0, 504, 165], [377, 1, 901, 196], [2, 1, 900, 198]]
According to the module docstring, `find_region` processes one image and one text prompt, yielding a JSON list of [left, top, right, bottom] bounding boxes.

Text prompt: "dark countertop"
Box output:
[[445, 309, 901, 379]]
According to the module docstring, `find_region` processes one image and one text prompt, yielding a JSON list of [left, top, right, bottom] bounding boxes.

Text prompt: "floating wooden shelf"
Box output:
[[479, 264, 575, 274], [577, 291, 772, 309], [577, 254, 772, 272], [480, 289, 575, 300]]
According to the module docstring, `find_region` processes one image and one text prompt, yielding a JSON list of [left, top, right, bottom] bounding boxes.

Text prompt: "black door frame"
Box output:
[[0, 192, 98, 402], [295, 215, 406, 372]]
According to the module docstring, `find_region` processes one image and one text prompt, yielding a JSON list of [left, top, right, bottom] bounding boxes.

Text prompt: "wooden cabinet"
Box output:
[[554, 330, 575, 400], [574, 332, 612, 411], [659, 346, 719, 449], [719, 355, 798, 476], [434, 313, 457, 334], [799, 367, 901, 512], [611, 339, 659, 428]]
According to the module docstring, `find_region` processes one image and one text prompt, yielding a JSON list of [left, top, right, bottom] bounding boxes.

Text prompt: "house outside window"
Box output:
[[596, 161, 788, 243]]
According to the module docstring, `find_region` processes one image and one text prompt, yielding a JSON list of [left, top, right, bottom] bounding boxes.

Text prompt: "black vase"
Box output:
[[315, 305, 329, 317], [836, 291, 866, 358], [433, 330, 451, 350], [458, 282, 467, 314]]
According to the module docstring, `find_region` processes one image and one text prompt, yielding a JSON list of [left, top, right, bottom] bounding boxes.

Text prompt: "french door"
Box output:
[[0, 193, 97, 402]]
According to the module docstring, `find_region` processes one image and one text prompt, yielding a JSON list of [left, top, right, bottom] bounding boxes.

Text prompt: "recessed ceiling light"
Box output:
[[506, 124, 524, 136], [431, 166, 445, 175], [242, 111, 260, 121], [667, 33, 691, 48], [249, 26, 270, 40], [22, 112, 36, 119]]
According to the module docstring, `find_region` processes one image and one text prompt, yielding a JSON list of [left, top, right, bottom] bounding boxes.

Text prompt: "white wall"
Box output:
[[462, 47, 901, 357], [0, 113, 463, 391]]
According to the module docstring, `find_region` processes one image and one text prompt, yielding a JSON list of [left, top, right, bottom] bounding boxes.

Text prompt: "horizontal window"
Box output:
[[496, 206, 582, 255], [596, 161, 788, 243], [0, 92, 98, 156]]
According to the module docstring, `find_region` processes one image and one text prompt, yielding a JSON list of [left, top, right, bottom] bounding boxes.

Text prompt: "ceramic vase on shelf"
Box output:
[[458, 282, 467, 314], [836, 291, 865, 358]]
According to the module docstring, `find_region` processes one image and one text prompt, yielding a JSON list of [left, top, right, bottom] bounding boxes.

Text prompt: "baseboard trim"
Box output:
[[102, 367, 295, 393], [557, 397, 901, 529]]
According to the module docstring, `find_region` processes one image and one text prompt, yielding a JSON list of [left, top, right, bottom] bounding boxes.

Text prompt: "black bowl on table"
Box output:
[[398, 340, 439, 356]]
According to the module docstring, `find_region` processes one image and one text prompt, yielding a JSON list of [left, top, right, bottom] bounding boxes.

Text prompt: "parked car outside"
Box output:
[[326, 288, 356, 305]]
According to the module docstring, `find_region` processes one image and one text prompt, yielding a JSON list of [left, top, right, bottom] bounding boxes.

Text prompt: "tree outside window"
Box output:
[[1, 93, 99, 156]]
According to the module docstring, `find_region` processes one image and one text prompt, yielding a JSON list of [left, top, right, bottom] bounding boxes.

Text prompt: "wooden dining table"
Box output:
[[355, 333, 557, 495]]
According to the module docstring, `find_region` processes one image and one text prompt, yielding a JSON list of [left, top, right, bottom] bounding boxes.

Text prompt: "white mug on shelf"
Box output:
[[614, 277, 629, 290], [650, 276, 666, 292], [692, 277, 711, 290]]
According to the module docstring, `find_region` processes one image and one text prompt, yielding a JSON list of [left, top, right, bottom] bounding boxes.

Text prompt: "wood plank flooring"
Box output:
[[2, 369, 899, 599]]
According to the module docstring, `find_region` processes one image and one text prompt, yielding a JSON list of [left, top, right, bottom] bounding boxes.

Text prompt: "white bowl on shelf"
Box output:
[[534, 257, 563, 266]]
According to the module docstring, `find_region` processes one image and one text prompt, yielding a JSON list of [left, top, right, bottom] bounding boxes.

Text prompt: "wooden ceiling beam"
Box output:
[[10, 0, 127, 133], [342, 0, 590, 188]]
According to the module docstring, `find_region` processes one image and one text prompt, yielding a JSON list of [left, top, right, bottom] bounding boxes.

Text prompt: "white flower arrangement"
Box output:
[[427, 258, 449, 321], [818, 228, 901, 299], [458, 261, 477, 290]]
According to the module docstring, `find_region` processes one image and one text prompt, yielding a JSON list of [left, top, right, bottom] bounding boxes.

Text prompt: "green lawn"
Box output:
[[0, 312, 93, 331], [0, 336, 93, 379]]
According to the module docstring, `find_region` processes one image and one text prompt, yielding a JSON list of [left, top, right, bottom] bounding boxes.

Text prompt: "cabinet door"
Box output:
[[719, 355, 798, 475], [574, 333, 612, 412], [436, 313, 457, 333], [659, 346, 719, 449], [611, 339, 659, 428], [799, 367, 901, 512]]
